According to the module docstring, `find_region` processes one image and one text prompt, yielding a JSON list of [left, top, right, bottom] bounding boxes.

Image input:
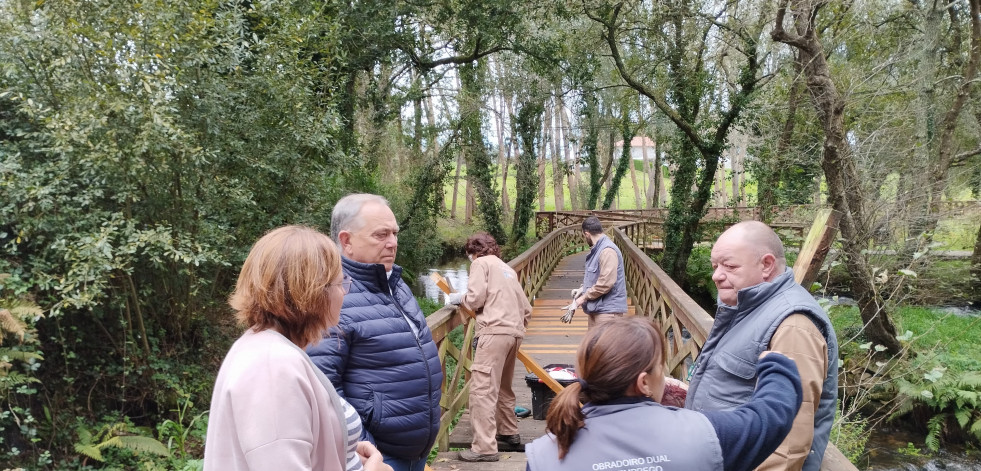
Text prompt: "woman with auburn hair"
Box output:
[[204, 225, 391, 471], [445, 232, 533, 462], [525, 317, 803, 471]]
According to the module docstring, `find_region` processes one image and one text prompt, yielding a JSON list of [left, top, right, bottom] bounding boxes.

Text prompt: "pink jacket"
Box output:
[[463, 255, 533, 337], [204, 329, 347, 471]]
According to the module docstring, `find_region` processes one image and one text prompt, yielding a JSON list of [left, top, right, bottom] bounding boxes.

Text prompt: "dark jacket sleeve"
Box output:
[[702, 353, 803, 471], [305, 325, 350, 400]]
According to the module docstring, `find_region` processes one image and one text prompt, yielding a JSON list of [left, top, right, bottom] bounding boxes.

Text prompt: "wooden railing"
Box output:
[[535, 205, 817, 237], [425, 225, 587, 451], [611, 224, 714, 379]]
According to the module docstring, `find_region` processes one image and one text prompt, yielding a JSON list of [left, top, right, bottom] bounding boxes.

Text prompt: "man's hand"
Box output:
[[444, 292, 463, 306]]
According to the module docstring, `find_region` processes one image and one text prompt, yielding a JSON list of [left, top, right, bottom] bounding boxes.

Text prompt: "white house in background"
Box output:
[[613, 136, 657, 161]]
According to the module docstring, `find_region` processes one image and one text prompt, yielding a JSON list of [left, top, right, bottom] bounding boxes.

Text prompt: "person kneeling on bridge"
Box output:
[[445, 232, 533, 462], [525, 317, 802, 471]]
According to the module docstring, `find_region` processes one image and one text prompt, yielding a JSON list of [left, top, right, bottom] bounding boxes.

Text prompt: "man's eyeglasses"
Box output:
[[331, 274, 353, 294]]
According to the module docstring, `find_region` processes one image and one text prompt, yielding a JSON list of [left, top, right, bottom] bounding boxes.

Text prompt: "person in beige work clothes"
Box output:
[[571, 216, 628, 329], [446, 233, 533, 462]]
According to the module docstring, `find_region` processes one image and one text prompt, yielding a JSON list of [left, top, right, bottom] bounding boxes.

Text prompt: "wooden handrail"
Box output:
[[611, 224, 714, 379]]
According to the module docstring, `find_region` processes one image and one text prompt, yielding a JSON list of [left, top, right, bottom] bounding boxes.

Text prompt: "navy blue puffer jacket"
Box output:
[[307, 257, 443, 460]]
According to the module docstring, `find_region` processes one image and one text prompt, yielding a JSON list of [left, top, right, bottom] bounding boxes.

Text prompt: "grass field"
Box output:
[[830, 304, 981, 380]]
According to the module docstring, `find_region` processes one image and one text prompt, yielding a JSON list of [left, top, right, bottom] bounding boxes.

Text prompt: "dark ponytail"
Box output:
[[544, 317, 665, 459]]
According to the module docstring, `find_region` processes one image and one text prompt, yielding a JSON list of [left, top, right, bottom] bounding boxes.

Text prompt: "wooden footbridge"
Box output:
[[424, 212, 856, 471]]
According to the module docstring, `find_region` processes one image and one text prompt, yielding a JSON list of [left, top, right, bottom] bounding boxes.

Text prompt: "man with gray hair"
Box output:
[[569, 216, 628, 330], [308, 193, 442, 471], [685, 221, 839, 471]]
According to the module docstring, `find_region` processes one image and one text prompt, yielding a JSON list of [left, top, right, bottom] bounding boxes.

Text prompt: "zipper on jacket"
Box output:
[[390, 286, 438, 460]]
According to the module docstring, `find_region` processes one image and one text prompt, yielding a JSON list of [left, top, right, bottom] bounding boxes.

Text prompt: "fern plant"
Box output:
[[74, 421, 171, 464], [1, 274, 46, 465], [892, 367, 981, 451]]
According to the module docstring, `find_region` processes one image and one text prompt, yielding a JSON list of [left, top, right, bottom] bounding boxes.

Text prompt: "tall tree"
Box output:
[[772, 0, 902, 354], [512, 96, 546, 246], [458, 60, 507, 243], [904, 0, 981, 259], [586, 0, 767, 282], [603, 110, 637, 209]]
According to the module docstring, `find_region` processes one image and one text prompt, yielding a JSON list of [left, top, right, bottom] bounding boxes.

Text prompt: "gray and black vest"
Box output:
[[685, 268, 838, 471], [526, 399, 723, 471], [581, 235, 628, 315]]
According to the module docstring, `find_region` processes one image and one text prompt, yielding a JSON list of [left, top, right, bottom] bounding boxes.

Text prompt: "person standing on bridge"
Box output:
[[685, 221, 839, 471], [307, 194, 442, 471], [525, 317, 803, 471], [445, 232, 533, 462], [569, 216, 628, 330]]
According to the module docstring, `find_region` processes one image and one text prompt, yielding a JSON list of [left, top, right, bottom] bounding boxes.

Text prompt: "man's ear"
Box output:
[[338, 231, 353, 254], [760, 253, 778, 281]]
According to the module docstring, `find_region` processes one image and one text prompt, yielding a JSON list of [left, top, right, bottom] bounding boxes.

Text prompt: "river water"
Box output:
[[414, 258, 471, 305], [413, 260, 981, 470]]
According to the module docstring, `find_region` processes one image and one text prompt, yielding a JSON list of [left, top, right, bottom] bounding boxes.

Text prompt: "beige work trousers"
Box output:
[[586, 312, 624, 330], [469, 334, 521, 454]]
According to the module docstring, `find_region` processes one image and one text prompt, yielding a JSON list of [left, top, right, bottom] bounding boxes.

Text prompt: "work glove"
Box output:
[[444, 292, 464, 306], [560, 302, 576, 323], [570, 287, 583, 299]]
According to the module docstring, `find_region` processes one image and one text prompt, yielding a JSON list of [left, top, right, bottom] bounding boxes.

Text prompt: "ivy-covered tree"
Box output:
[[511, 95, 546, 246], [584, 0, 767, 283]]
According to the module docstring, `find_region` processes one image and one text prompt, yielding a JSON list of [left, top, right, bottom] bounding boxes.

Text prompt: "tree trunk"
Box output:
[[549, 99, 565, 211], [732, 132, 746, 205], [629, 138, 642, 209], [558, 94, 579, 210], [642, 136, 654, 208], [493, 81, 511, 216], [759, 63, 803, 221], [465, 178, 474, 224], [714, 155, 728, 206], [583, 89, 602, 209], [972, 220, 981, 302], [656, 146, 666, 207], [772, 0, 902, 354], [451, 153, 463, 219], [603, 113, 636, 210], [601, 128, 617, 208], [537, 116, 548, 211], [424, 87, 445, 212]]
